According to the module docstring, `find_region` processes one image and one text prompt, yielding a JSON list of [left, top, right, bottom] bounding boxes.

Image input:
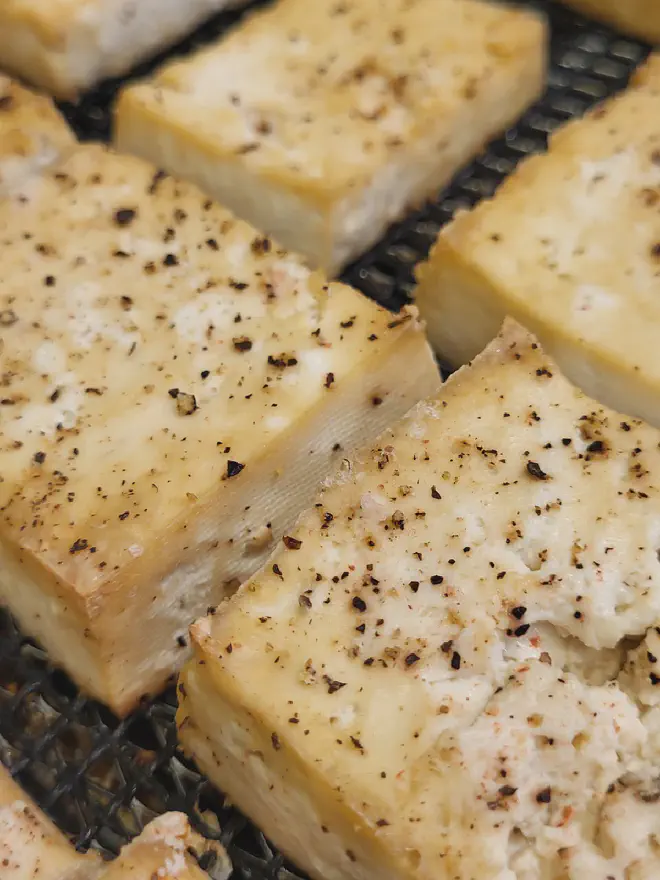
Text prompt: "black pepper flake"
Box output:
[[120, 295, 133, 310], [200, 370, 210, 379], [441, 640, 453, 653], [324, 676, 346, 694], [409, 581, 420, 592], [405, 652, 420, 666], [119, 511, 129, 520], [273, 564, 283, 580], [283, 535, 302, 550], [43, 275, 56, 287], [33, 451, 46, 464], [163, 253, 179, 267], [271, 733, 281, 750], [170, 390, 197, 415], [430, 575, 443, 585], [233, 337, 253, 352], [69, 538, 89, 554], [372, 396, 383, 406], [0, 95, 14, 110], [562, 438, 572, 446], [499, 785, 517, 797], [514, 624, 530, 637], [451, 651, 461, 670], [431, 485, 441, 499], [0, 309, 17, 327], [511, 606, 527, 620], [251, 236, 272, 255], [226, 460, 245, 478], [376, 819, 389, 827], [526, 461, 549, 480], [350, 736, 364, 750], [325, 372, 335, 388], [536, 788, 552, 804], [114, 208, 137, 226], [650, 672, 660, 686], [352, 596, 367, 612], [298, 594, 312, 609], [586, 440, 606, 454], [268, 354, 298, 369]]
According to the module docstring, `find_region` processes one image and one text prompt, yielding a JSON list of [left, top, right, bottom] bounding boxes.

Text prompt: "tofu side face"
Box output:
[[0, 0, 251, 98], [415, 55, 660, 425], [180, 321, 660, 880], [0, 142, 438, 712], [115, 0, 546, 273], [0, 76, 74, 196]]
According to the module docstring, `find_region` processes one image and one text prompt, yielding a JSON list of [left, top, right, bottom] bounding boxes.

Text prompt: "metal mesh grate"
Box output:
[[0, 2, 650, 876]]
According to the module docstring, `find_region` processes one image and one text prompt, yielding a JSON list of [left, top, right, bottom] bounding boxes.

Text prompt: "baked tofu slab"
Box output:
[[0, 0, 250, 99], [416, 55, 660, 428], [0, 82, 439, 716], [115, 0, 547, 275], [179, 320, 660, 880], [559, 0, 660, 43], [0, 764, 231, 879]]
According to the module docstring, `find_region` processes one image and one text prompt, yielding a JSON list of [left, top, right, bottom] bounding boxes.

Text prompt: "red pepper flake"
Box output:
[[283, 535, 302, 550], [226, 460, 245, 478]]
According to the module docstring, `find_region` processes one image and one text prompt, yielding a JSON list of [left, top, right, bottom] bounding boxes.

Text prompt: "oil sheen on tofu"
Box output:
[[0, 82, 439, 715], [116, 0, 546, 274], [416, 55, 660, 429], [180, 320, 660, 880]]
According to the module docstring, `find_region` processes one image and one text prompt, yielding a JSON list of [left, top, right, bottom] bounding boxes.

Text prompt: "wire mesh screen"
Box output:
[[0, 2, 650, 876]]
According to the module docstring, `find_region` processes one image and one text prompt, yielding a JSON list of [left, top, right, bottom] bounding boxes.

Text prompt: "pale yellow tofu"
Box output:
[[559, 0, 660, 43], [0, 765, 92, 879], [179, 320, 660, 880], [0, 765, 231, 879], [0, 76, 74, 197], [0, 0, 250, 99], [416, 55, 660, 428], [0, 83, 439, 715], [115, 0, 547, 275]]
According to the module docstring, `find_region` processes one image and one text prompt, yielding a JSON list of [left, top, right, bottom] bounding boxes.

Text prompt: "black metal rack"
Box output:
[[0, 2, 650, 876]]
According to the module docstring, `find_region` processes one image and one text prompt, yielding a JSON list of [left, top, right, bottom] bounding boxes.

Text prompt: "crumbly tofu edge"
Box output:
[[0, 0, 249, 98], [0, 308, 438, 716], [114, 8, 547, 274]]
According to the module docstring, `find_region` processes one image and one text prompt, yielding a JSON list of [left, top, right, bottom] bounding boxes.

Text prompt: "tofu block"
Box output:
[[0, 0, 250, 99], [0, 76, 75, 197], [115, 0, 547, 275], [0, 85, 439, 716], [179, 320, 660, 880], [559, 0, 660, 43], [416, 55, 660, 428], [0, 764, 231, 879]]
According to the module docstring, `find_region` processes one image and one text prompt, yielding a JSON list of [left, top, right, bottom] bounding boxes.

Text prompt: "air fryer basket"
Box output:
[[0, 2, 650, 876]]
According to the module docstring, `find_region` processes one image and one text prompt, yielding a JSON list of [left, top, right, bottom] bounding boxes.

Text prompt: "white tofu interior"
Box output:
[[180, 321, 660, 880]]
